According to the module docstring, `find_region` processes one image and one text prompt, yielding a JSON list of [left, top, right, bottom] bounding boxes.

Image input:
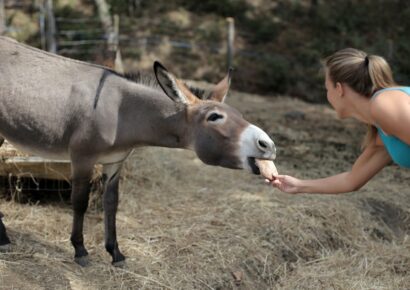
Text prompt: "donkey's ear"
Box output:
[[153, 61, 196, 104], [208, 67, 233, 103]]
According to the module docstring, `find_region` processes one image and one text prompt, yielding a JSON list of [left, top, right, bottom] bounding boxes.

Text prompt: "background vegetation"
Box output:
[[108, 0, 410, 102], [4, 0, 409, 102]]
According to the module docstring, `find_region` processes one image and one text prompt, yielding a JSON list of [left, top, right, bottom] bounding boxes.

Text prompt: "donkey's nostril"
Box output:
[[258, 139, 268, 149], [257, 138, 276, 159]]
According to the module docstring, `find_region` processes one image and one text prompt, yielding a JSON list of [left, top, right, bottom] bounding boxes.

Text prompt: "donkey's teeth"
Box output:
[[255, 159, 278, 180]]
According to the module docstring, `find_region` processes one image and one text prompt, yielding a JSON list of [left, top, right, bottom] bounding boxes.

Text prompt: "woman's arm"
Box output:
[[270, 142, 391, 194]]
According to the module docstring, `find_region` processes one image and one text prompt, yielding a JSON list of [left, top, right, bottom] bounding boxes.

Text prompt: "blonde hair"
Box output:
[[324, 48, 397, 148]]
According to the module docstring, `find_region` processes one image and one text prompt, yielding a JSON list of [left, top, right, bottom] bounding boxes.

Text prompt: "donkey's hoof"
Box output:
[[74, 256, 90, 267], [112, 259, 126, 268], [111, 252, 126, 267], [0, 243, 11, 252]]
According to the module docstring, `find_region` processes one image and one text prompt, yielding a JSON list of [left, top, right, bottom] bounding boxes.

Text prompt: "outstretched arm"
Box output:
[[270, 142, 391, 194]]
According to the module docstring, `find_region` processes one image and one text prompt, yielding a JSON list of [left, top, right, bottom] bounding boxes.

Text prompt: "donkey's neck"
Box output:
[[113, 77, 192, 150]]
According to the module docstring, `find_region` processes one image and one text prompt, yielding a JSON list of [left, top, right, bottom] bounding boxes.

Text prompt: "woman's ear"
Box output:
[[335, 82, 344, 97]]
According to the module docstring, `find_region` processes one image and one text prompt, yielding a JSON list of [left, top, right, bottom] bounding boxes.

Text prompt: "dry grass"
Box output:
[[0, 141, 28, 158], [1, 92, 410, 289]]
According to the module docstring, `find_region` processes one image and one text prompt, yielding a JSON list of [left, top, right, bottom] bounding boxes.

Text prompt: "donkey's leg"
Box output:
[[70, 163, 94, 266], [0, 211, 11, 250], [0, 136, 9, 247], [102, 163, 125, 266], [0, 136, 9, 248]]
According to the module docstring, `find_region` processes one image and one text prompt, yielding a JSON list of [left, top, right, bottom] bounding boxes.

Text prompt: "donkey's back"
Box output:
[[0, 36, 104, 102], [0, 36, 111, 158]]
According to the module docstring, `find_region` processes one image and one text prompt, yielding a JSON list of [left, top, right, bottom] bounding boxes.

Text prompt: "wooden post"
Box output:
[[95, 0, 112, 32], [226, 17, 235, 70], [113, 14, 124, 73], [45, 0, 57, 53], [0, 0, 5, 35], [95, 0, 115, 49], [95, 0, 116, 68]]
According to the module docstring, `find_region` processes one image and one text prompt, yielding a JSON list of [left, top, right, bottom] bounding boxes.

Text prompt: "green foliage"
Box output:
[[230, 0, 410, 102], [142, 0, 409, 102], [18, 0, 409, 102]]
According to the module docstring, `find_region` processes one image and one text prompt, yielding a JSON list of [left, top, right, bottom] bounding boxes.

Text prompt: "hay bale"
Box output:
[[0, 141, 103, 195]]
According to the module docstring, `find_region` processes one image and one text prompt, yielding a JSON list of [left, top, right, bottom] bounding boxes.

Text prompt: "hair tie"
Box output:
[[364, 56, 369, 66]]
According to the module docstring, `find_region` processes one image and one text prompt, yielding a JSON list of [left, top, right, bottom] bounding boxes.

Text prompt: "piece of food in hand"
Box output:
[[255, 159, 278, 180]]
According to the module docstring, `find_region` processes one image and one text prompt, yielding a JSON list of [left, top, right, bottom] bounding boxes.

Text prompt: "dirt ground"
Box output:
[[0, 88, 409, 289]]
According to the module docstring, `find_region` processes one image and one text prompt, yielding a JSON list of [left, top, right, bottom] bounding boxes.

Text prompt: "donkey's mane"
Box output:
[[116, 70, 209, 100], [122, 71, 161, 90], [187, 85, 208, 100]]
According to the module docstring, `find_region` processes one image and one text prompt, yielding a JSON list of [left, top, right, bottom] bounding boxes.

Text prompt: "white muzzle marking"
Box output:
[[238, 124, 276, 171]]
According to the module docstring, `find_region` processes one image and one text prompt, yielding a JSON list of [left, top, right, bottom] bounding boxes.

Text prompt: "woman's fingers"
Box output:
[[264, 174, 300, 194], [273, 179, 281, 185], [265, 178, 282, 188]]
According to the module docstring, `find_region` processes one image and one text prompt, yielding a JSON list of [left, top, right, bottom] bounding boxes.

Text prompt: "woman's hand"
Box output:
[[266, 175, 303, 194], [264, 140, 391, 195]]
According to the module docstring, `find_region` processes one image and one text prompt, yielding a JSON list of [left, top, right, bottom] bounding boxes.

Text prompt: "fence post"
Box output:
[[0, 0, 5, 35], [226, 17, 235, 70], [95, 0, 122, 70], [95, 0, 115, 49], [45, 0, 57, 53], [113, 14, 124, 73]]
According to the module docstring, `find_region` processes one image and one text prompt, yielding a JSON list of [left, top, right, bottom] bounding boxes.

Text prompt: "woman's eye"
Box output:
[[207, 113, 224, 122]]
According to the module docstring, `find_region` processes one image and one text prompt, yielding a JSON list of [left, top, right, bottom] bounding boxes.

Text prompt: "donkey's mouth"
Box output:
[[248, 157, 260, 175], [248, 157, 278, 178]]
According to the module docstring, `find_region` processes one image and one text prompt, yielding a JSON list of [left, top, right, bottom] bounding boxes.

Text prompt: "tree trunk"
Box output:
[[94, 0, 123, 71], [95, 0, 115, 49], [0, 0, 5, 35]]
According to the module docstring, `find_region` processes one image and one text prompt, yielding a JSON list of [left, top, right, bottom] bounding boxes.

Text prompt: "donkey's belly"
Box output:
[[0, 107, 72, 160], [2, 136, 70, 161]]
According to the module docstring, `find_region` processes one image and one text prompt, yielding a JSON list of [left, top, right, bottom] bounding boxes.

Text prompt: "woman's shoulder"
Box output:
[[372, 86, 410, 99], [371, 87, 409, 108], [370, 87, 410, 134]]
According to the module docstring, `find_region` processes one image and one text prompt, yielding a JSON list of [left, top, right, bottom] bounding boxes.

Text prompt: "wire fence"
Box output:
[[54, 16, 235, 65], [1, 0, 282, 94], [54, 17, 276, 68], [1, 0, 277, 62]]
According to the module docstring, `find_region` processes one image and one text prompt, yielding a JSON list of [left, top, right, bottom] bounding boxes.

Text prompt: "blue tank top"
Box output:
[[372, 87, 410, 168]]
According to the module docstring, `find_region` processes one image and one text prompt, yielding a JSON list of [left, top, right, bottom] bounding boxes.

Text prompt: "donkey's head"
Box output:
[[153, 61, 276, 174]]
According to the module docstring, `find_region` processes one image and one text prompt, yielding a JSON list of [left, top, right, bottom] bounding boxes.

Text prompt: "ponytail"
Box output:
[[367, 55, 396, 92]]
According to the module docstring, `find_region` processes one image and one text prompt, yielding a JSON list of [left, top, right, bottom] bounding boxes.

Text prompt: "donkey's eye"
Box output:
[[207, 113, 224, 122]]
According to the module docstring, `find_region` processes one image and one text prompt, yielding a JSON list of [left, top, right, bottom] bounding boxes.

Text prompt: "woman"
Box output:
[[269, 48, 410, 194]]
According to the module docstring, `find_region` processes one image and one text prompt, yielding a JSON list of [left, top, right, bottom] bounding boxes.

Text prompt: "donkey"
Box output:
[[0, 36, 276, 266]]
